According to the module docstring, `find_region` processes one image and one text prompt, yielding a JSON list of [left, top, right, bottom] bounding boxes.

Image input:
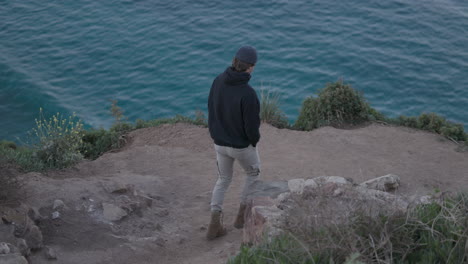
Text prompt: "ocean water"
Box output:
[[1, 0, 467, 142]]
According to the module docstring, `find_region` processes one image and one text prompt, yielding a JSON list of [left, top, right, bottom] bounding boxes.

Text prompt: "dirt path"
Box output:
[[18, 123, 467, 264]]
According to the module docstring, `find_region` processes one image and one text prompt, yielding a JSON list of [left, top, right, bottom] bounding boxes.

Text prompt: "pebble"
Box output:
[[0, 242, 10, 254], [45, 246, 57, 260]]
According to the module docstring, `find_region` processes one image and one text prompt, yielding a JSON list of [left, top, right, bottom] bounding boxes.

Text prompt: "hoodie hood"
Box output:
[[224, 67, 251, 85]]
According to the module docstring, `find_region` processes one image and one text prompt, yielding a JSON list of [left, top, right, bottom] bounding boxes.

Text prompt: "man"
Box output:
[[206, 46, 261, 240]]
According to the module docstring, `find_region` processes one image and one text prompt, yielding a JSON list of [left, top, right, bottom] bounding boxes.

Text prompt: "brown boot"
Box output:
[[233, 203, 247, 229], [206, 211, 227, 240]]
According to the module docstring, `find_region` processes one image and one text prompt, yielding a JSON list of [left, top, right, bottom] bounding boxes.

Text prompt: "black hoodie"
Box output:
[[208, 67, 261, 148]]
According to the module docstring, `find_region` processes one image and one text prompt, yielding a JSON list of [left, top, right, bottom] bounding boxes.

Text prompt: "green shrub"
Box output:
[[0, 143, 45, 171], [295, 80, 371, 130], [260, 89, 290, 129], [80, 129, 121, 160], [392, 113, 467, 141], [397, 115, 419, 128], [31, 109, 84, 169], [0, 140, 17, 150]]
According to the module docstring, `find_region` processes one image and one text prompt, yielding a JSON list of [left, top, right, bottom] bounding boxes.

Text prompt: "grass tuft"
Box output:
[[260, 89, 290, 129]]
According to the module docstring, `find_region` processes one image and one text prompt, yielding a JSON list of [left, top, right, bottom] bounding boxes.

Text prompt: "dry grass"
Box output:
[[230, 189, 468, 264]]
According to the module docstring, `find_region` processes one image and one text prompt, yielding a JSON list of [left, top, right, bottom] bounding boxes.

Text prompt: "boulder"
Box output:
[[359, 174, 400, 192], [0, 253, 28, 264], [102, 203, 127, 222]]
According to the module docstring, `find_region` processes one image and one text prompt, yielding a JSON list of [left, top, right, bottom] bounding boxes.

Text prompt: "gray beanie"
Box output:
[[235, 46, 257, 65]]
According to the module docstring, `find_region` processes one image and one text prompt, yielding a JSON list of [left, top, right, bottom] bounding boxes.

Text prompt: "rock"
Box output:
[[313, 176, 352, 186], [0, 253, 28, 264], [359, 174, 400, 192], [287, 179, 305, 194], [101, 182, 133, 194], [275, 192, 291, 203], [1, 206, 30, 234], [354, 186, 408, 211], [52, 200, 66, 210], [137, 194, 154, 208], [51, 212, 60, 220], [15, 239, 29, 257], [44, 246, 57, 260], [102, 203, 127, 222], [0, 242, 10, 254], [243, 196, 283, 245], [413, 195, 433, 205], [333, 187, 345, 197], [304, 179, 318, 189], [23, 225, 43, 250], [26, 207, 44, 224]]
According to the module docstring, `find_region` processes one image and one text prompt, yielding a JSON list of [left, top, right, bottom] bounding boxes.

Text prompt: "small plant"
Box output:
[[194, 110, 207, 125], [110, 100, 133, 134], [260, 89, 290, 129], [31, 108, 84, 169], [295, 80, 371, 130]]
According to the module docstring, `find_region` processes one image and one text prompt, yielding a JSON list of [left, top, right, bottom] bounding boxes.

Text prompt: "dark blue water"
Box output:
[[1, 0, 468, 142]]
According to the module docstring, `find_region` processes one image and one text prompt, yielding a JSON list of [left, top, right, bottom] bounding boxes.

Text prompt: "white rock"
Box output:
[[304, 179, 318, 188], [275, 192, 291, 203], [417, 195, 432, 205], [360, 174, 400, 192], [287, 179, 305, 194], [313, 176, 351, 185], [102, 203, 127, 222], [53, 199, 66, 210], [0, 242, 10, 254], [51, 211, 60, 219]]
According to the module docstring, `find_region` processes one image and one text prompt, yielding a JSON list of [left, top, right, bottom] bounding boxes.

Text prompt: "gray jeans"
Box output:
[[210, 144, 260, 212]]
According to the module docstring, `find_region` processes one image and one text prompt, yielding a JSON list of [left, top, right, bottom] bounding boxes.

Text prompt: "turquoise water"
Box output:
[[1, 0, 468, 142]]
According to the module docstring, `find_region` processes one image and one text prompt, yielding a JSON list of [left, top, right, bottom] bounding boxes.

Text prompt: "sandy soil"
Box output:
[[13, 123, 468, 264]]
